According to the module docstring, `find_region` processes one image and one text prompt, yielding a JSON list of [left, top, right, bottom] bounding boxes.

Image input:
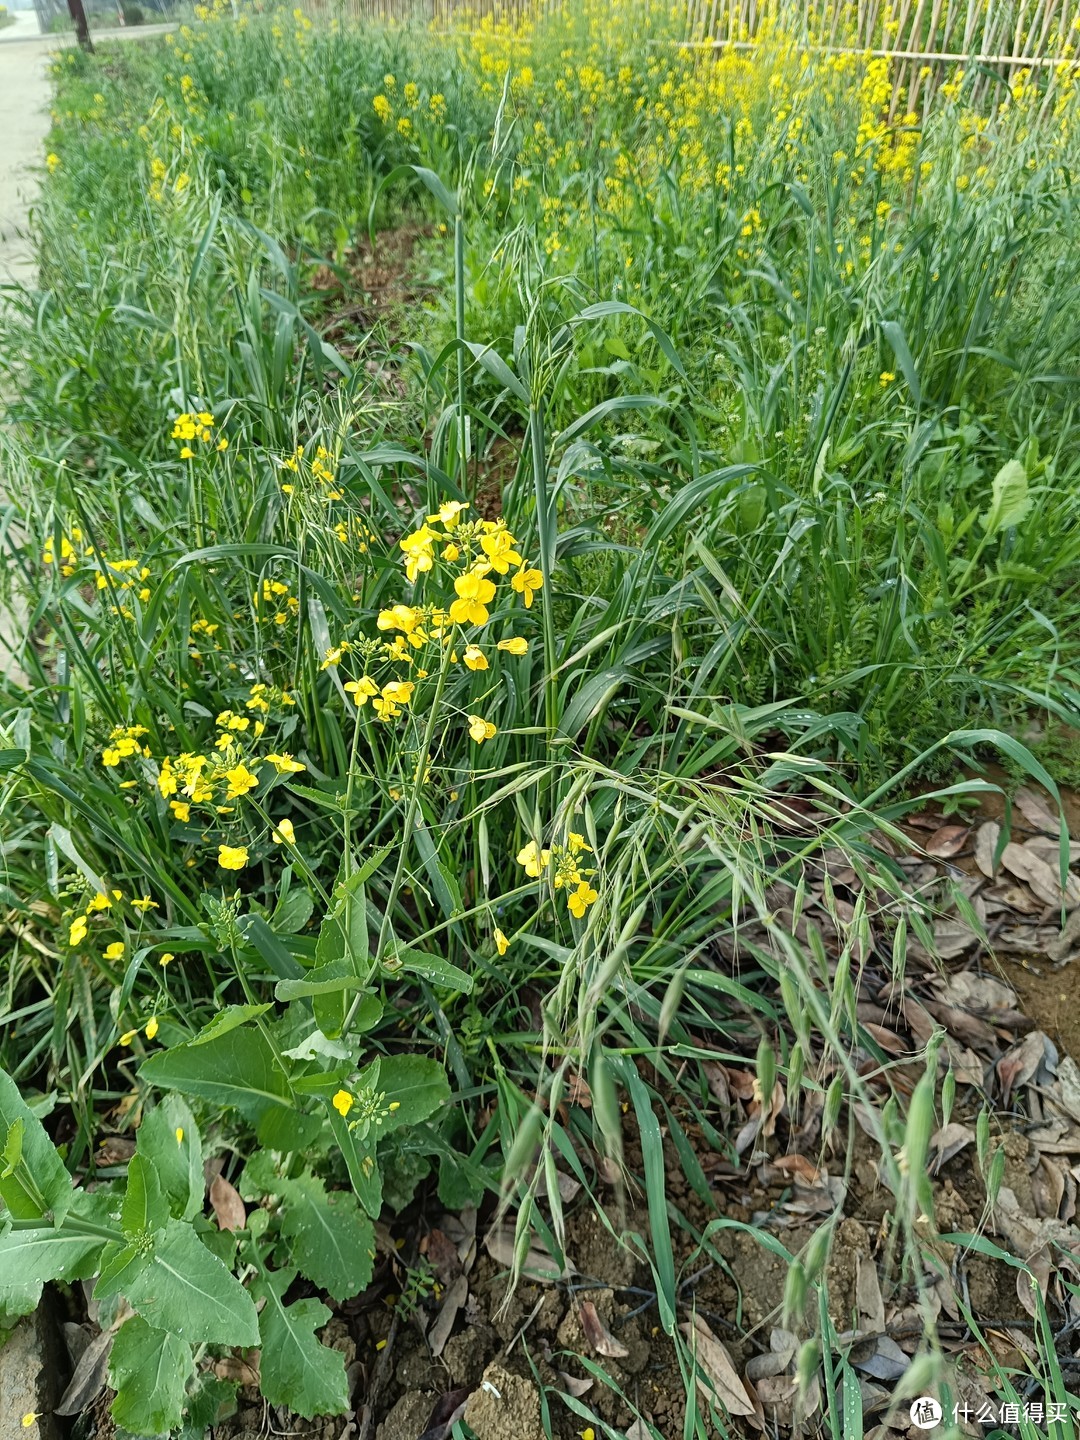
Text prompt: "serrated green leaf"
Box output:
[[276, 1171, 375, 1302], [189, 1004, 273, 1046], [0, 1067, 73, 1222], [121, 1220, 259, 1346], [139, 1027, 293, 1125], [981, 459, 1031, 534], [254, 1267, 350, 1419], [121, 1154, 169, 1238], [110, 1316, 194, 1436], [135, 1096, 203, 1221]]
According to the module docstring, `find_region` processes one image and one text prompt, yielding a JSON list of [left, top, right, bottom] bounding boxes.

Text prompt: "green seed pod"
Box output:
[[804, 1221, 832, 1280], [590, 1045, 623, 1168], [783, 1259, 807, 1326], [823, 1074, 844, 1136], [796, 1337, 820, 1398], [787, 1040, 804, 1099], [658, 964, 689, 1045], [504, 1100, 545, 1180], [904, 1071, 935, 1183], [791, 871, 807, 931]]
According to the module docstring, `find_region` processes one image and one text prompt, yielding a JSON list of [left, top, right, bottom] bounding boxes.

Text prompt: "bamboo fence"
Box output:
[[328, 0, 1080, 112]]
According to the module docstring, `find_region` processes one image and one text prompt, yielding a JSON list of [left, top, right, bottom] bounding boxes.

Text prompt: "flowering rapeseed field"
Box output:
[[2, 0, 1080, 1433]]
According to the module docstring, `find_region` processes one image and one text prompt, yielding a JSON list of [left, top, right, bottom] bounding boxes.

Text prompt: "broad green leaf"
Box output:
[[367, 1055, 450, 1131], [275, 958, 368, 1002], [135, 1095, 203, 1221], [121, 1154, 168, 1238], [981, 459, 1031, 534], [255, 1107, 325, 1152], [124, 1220, 259, 1346], [0, 1228, 106, 1285], [383, 948, 473, 994], [190, 1003, 273, 1046], [110, 1316, 194, 1436], [276, 1171, 375, 1302], [0, 1280, 43, 1332], [255, 1267, 350, 1419], [177, 1374, 238, 1440], [0, 1067, 73, 1222], [328, 1110, 382, 1219], [140, 1027, 293, 1125]]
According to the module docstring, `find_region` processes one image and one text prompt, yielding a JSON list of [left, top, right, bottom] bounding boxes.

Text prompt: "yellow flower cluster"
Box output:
[[516, 832, 599, 918], [98, 687, 301, 874], [172, 410, 227, 458], [327, 504, 541, 748], [255, 577, 300, 626]]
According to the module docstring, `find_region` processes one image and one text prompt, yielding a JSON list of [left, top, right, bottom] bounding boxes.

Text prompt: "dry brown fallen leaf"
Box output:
[[579, 1300, 630, 1359], [1032, 1155, 1066, 1220], [428, 1273, 468, 1358], [1001, 841, 1080, 908], [930, 1123, 975, 1174], [209, 1173, 246, 1232], [975, 821, 1002, 878], [681, 1315, 757, 1419], [855, 1252, 886, 1334], [557, 1371, 593, 1399], [1014, 787, 1061, 835], [925, 824, 969, 858], [997, 1031, 1049, 1105], [213, 1350, 260, 1386]]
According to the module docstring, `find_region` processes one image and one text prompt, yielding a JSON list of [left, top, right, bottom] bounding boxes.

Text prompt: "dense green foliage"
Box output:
[[2, 3, 1080, 1432]]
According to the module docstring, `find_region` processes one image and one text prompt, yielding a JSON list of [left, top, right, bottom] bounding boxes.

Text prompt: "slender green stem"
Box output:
[[454, 209, 468, 491]]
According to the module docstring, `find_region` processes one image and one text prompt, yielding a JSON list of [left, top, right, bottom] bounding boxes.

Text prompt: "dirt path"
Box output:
[[0, 15, 174, 681]]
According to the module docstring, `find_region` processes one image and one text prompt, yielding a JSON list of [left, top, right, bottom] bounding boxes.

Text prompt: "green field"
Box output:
[[2, 2, 1080, 1434]]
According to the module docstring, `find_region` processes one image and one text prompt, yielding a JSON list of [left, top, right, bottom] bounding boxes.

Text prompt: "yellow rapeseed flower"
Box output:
[[104, 942, 125, 960], [69, 915, 88, 946], [497, 637, 528, 655], [224, 763, 259, 798], [494, 928, 510, 955], [332, 1089, 354, 1117], [450, 571, 496, 626], [145, 1016, 159, 1040], [568, 881, 599, 918], [272, 818, 296, 844], [512, 567, 543, 608], [264, 753, 306, 773], [517, 840, 551, 877], [468, 715, 496, 743], [463, 645, 488, 671], [218, 844, 248, 870]]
